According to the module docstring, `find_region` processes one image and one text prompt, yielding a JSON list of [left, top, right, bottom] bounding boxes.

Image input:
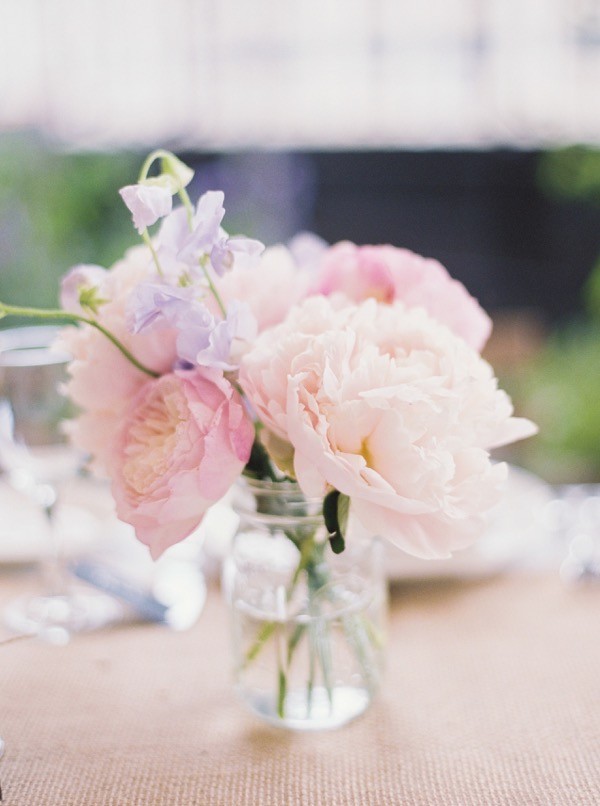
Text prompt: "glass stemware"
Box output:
[[0, 325, 119, 644]]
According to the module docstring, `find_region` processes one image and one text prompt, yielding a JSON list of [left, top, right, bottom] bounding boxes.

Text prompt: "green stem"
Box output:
[[0, 303, 159, 379], [141, 230, 163, 277], [306, 558, 333, 712], [277, 668, 287, 719], [137, 148, 188, 278], [306, 626, 315, 717], [314, 613, 334, 712], [178, 186, 195, 230], [139, 150, 226, 318], [243, 438, 279, 483], [199, 257, 227, 318], [242, 620, 277, 669], [341, 614, 380, 696], [138, 149, 175, 183], [179, 183, 226, 316], [241, 536, 314, 671]]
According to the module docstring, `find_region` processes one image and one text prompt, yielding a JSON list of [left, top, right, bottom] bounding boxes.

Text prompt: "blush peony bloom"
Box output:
[[311, 241, 492, 352], [219, 244, 310, 332], [110, 368, 253, 559], [58, 246, 179, 474], [240, 297, 536, 560]]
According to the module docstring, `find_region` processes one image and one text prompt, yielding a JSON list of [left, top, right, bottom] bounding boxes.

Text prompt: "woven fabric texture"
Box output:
[[0, 572, 598, 805]]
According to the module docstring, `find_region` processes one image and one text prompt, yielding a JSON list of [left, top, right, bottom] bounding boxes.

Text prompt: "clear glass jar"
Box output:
[[223, 477, 387, 731]]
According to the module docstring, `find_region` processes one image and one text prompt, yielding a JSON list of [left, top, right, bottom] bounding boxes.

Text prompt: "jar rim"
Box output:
[[238, 474, 324, 504]]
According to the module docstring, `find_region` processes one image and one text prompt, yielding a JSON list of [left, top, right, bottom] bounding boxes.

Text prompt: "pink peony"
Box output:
[[58, 246, 179, 474], [218, 245, 310, 332], [311, 241, 492, 351], [240, 296, 536, 560], [110, 368, 253, 559]]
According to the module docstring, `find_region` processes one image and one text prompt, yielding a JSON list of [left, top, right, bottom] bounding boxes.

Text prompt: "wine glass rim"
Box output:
[[0, 325, 71, 366]]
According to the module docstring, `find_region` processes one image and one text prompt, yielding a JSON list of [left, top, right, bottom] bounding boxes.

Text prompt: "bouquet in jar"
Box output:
[[0, 151, 536, 726]]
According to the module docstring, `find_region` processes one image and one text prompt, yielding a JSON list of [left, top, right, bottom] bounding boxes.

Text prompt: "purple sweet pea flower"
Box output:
[[174, 305, 219, 366], [154, 192, 264, 284], [154, 208, 194, 279], [193, 301, 258, 370], [175, 299, 257, 371], [127, 282, 198, 334], [119, 183, 173, 234], [127, 279, 252, 371], [193, 319, 234, 371], [210, 235, 264, 276], [156, 207, 189, 254], [225, 299, 258, 343], [154, 192, 227, 279], [176, 191, 226, 266]]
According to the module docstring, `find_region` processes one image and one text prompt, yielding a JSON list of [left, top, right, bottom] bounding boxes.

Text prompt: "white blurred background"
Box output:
[[1, 0, 599, 150]]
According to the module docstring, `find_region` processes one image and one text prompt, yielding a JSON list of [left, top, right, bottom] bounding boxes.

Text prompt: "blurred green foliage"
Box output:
[[522, 147, 600, 481], [0, 134, 140, 311], [538, 146, 600, 321], [521, 322, 600, 481], [538, 146, 600, 202]]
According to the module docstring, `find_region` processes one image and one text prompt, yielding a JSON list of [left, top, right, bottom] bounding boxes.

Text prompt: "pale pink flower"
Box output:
[[109, 368, 253, 558], [311, 242, 492, 351], [287, 231, 328, 274], [240, 297, 536, 560], [60, 264, 107, 314], [58, 246, 179, 474], [219, 245, 310, 332]]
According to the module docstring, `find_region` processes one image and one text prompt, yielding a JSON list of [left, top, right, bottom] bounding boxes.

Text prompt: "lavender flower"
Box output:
[[119, 183, 173, 234], [155, 192, 264, 281], [178, 300, 257, 371], [127, 279, 257, 372], [176, 191, 226, 266], [210, 235, 264, 276], [127, 282, 198, 334]]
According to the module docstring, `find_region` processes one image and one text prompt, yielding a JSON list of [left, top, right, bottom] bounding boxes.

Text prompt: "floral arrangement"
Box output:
[[0, 149, 536, 561]]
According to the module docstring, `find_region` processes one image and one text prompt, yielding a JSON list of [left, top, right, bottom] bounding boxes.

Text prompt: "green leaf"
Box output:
[[322, 489, 340, 534], [329, 532, 345, 554], [337, 494, 350, 536], [323, 489, 347, 554], [244, 438, 278, 481]]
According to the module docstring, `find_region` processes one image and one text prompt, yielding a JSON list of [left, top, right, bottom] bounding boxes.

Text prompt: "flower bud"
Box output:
[[160, 153, 194, 193]]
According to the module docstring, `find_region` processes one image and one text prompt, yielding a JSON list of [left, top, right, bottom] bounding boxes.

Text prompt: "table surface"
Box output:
[[0, 570, 598, 806]]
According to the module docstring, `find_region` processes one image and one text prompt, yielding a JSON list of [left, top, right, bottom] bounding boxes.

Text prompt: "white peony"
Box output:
[[240, 297, 537, 559]]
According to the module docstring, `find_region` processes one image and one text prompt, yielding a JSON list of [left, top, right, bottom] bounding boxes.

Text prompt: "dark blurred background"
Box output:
[[4, 142, 600, 328]]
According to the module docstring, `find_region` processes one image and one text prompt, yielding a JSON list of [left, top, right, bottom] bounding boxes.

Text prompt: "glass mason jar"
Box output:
[[223, 477, 388, 731]]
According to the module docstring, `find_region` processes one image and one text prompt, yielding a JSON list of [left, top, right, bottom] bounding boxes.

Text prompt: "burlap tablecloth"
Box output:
[[0, 570, 598, 805]]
